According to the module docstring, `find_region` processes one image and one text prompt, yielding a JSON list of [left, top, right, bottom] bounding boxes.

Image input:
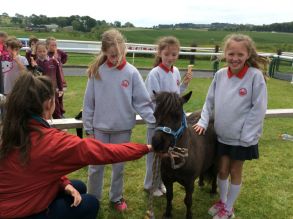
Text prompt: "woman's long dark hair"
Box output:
[[0, 73, 54, 163]]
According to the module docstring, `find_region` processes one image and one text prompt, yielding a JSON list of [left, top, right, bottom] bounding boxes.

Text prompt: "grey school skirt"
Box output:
[[217, 141, 259, 161]]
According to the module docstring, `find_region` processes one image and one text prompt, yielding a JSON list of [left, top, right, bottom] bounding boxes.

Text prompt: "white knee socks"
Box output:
[[226, 183, 241, 212], [217, 177, 229, 203]]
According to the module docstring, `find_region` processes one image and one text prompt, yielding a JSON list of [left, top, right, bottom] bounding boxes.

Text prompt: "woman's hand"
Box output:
[[65, 184, 82, 207], [192, 124, 206, 135], [147, 144, 153, 152]]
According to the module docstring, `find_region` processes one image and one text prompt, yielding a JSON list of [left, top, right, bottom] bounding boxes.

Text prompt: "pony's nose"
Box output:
[[151, 135, 165, 152]]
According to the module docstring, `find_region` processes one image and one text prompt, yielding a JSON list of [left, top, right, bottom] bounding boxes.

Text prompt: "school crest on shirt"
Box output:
[[239, 88, 247, 96], [121, 80, 129, 88]]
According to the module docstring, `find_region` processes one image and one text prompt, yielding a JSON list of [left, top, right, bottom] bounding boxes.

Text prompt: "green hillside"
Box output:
[[3, 27, 293, 52]]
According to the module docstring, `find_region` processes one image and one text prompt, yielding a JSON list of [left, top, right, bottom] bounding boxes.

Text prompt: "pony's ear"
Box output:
[[181, 91, 192, 104]]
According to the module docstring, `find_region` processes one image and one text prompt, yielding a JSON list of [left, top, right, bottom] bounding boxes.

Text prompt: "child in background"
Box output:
[[0, 32, 9, 94], [193, 34, 268, 219], [46, 36, 68, 117], [83, 28, 155, 212], [25, 35, 39, 70], [144, 36, 192, 196], [32, 41, 63, 119], [2, 37, 27, 95], [0, 32, 8, 56]]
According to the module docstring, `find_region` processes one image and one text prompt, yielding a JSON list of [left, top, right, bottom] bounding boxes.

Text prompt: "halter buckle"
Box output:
[[162, 127, 172, 134]]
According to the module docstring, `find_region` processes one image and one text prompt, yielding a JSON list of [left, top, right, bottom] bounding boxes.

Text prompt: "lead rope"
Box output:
[[144, 153, 161, 219], [168, 147, 188, 169]]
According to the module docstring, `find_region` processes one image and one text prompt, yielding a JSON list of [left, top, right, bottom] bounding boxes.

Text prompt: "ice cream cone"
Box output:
[[187, 65, 193, 77], [188, 64, 193, 73]]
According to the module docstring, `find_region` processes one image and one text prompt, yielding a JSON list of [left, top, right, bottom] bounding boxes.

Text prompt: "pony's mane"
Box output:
[[154, 91, 208, 125], [154, 92, 182, 119]]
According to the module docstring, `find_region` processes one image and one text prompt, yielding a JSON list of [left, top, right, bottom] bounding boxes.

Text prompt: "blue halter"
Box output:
[[154, 112, 187, 145]]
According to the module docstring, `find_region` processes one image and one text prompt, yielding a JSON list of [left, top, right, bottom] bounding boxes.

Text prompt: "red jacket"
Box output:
[[0, 119, 149, 218]]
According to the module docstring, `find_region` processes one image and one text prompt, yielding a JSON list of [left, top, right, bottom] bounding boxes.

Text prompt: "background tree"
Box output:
[[123, 22, 135, 28], [114, 21, 121, 28]]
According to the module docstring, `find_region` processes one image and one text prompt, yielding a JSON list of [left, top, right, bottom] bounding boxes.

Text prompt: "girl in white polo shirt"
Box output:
[[194, 34, 268, 219]]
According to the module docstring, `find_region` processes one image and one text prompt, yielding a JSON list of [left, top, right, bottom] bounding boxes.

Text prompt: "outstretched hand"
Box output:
[[65, 184, 82, 207], [147, 144, 153, 152], [192, 124, 205, 135]]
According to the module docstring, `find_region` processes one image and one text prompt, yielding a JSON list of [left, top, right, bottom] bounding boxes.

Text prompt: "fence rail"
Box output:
[[18, 38, 292, 80], [48, 109, 293, 131]]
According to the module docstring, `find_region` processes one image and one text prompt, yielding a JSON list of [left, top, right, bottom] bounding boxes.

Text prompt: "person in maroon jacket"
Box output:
[[32, 41, 63, 119], [46, 36, 67, 116], [25, 36, 39, 71], [0, 73, 151, 219]]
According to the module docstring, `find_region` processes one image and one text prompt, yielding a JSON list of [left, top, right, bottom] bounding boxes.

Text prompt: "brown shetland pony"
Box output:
[[152, 91, 217, 219]]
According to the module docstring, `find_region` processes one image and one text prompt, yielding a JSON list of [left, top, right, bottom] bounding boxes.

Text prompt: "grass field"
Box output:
[[65, 53, 227, 71], [3, 27, 293, 52], [64, 76, 293, 219]]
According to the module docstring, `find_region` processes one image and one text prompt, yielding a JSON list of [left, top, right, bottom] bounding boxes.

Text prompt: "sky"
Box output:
[[2, 0, 293, 27]]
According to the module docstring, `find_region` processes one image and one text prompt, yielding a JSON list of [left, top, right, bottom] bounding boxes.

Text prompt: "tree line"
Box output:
[[154, 22, 293, 33], [0, 13, 135, 32], [1, 13, 293, 33]]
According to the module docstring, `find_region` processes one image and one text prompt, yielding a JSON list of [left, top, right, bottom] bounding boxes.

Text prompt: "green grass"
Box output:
[[64, 76, 293, 219], [65, 53, 225, 71], [4, 27, 293, 52], [120, 29, 293, 52]]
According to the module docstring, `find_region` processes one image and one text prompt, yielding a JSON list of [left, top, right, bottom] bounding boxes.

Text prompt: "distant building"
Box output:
[[44, 24, 59, 32], [63, 26, 74, 32], [25, 24, 59, 32], [25, 25, 48, 32]]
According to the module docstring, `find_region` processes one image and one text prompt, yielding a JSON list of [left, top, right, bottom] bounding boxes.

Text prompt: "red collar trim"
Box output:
[[159, 63, 174, 73], [106, 58, 127, 70], [227, 64, 249, 79]]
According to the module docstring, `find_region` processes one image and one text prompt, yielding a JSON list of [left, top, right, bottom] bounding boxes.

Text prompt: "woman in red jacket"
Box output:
[[0, 73, 151, 219]]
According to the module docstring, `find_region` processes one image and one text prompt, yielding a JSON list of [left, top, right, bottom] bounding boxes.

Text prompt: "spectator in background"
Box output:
[[46, 36, 68, 117], [25, 35, 39, 70], [0, 31, 8, 94], [2, 37, 27, 95], [31, 41, 63, 119], [0, 31, 8, 56]]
